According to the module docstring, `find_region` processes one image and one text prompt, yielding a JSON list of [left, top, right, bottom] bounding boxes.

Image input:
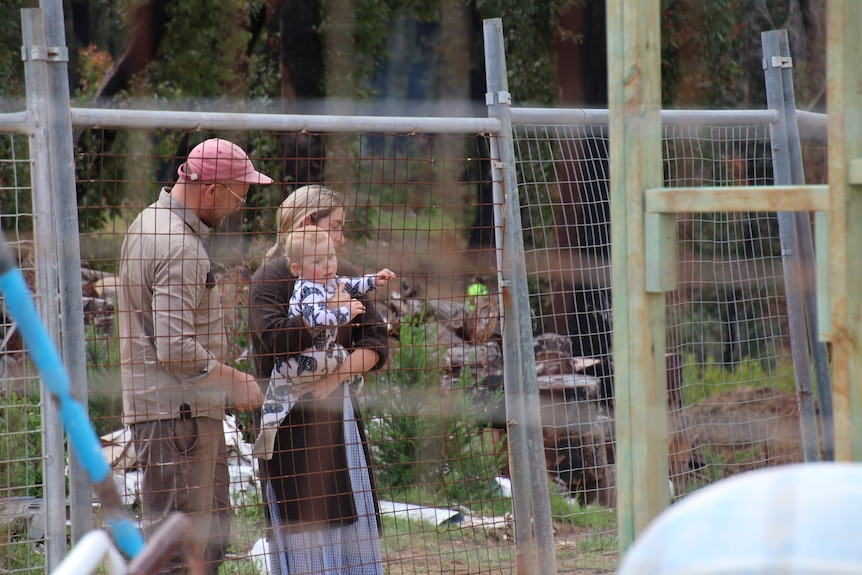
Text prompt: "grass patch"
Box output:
[[379, 513, 515, 572], [0, 538, 44, 574], [681, 355, 796, 406], [0, 392, 43, 499], [219, 494, 266, 575], [549, 490, 615, 531]]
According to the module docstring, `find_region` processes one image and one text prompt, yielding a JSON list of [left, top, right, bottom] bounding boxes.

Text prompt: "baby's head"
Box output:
[[284, 225, 337, 282]]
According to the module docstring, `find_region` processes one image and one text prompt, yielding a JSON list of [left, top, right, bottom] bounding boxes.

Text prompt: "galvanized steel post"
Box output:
[[37, 0, 94, 544], [21, 9, 72, 571], [761, 30, 822, 463], [484, 18, 558, 575]]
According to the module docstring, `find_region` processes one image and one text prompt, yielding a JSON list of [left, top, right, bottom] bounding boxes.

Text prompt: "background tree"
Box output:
[[0, 0, 827, 235]]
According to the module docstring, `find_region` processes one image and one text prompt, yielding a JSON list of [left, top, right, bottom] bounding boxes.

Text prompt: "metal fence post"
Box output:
[[483, 18, 558, 575], [36, 0, 94, 544], [762, 29, 823, 463], [21, 9, 70, 571], [764, 31, 835, 462]]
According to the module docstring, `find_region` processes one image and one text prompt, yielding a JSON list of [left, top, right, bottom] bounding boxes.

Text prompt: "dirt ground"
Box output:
[[675, 385, 812, 480], [376, 384, 812, 575]]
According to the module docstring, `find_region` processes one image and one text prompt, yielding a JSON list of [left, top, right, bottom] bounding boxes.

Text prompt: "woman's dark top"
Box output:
[[248, 255, 389, 527]]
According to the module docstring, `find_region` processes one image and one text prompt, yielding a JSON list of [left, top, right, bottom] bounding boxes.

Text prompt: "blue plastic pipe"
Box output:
[[0, 232, 145, 558]]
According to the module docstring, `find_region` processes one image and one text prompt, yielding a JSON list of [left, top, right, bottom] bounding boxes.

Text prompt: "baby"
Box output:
[[254, 225, 395, 458]]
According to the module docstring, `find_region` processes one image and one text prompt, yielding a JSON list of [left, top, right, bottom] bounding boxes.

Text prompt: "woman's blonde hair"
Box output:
[[264, 185, 345, 262]]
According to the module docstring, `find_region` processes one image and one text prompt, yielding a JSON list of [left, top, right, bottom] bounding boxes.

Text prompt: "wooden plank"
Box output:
[[644, 185, 829, 213]]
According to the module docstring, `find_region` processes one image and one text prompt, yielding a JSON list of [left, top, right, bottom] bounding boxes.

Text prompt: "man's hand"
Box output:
[[203, 364, 264, 411], [227, 373, 264, 412]]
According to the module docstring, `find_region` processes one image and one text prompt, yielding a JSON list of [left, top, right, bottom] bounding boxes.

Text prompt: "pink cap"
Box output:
[[177, 138, 273, 185]]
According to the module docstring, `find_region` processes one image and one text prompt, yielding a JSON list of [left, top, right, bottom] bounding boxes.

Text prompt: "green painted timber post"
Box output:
[[827, 1, 862, 462], [606, 0, 670, 552]]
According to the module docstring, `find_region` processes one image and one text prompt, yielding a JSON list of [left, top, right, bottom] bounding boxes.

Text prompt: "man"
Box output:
[[117, 138, 269, 573]]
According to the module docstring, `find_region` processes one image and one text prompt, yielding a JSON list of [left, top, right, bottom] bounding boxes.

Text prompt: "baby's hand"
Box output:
[[327, 284, 351, 309], [348, 298, 366, 320], [375, 268, 396, 286]]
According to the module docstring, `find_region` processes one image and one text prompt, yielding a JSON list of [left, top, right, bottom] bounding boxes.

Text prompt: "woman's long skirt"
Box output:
[[266, 383, 382, 575]]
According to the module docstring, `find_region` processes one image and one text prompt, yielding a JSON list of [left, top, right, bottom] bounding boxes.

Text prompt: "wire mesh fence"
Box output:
[[0, 132, 47, 575], [0, 104, 830, 574], [74, 128, 514, 575], [514, 113, 829, 573]]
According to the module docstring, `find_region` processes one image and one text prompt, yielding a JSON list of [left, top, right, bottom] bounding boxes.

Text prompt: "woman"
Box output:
[[249, 185, 388, 575]]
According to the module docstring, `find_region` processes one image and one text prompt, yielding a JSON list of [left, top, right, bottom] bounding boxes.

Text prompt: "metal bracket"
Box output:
[[491, 160, 506, 170], [849, 158, 862, 184], [762, 55, 793, 70], [21, 46, 69, 63], [485, 91, 512, 106]]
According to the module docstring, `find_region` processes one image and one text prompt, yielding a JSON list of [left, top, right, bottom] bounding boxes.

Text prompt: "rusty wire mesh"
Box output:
[[74, 128, 513, 575], [0, 112, 831, 575], [513, 117, 829, 574]]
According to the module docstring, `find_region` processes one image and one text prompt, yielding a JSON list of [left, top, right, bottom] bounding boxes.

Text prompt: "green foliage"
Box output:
[[549, 487, 615, 531], [0, 134, 32, 232], [0, 0, 26, 100], [579, 532, 618, 555], [659, 0, 795, 108], [73, 44, 114, 101], [680, 355, 796, 406], [74, 129, 135, 233], [0, 538, 44, 574], [0, 392, 43, 499], [85, 321, 124, 438], [475, 0, 563, 105], [367, 311, 440, 488], [220, 492, 265, 574], [127, 1, 251, 99], [366, 313, 508, 516]]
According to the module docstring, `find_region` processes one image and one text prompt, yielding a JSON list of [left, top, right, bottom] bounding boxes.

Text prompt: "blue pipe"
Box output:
[[0, 236, 144, 558]]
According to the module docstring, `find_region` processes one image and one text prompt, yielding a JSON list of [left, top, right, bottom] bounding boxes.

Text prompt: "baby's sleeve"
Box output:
[[339, 274, 377, 298]]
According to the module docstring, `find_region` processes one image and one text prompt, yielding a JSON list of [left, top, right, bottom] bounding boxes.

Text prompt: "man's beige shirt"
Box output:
[[118, 189, 228, 424]]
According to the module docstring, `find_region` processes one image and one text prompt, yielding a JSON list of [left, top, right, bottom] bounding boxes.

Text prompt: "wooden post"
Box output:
[[827, 1, 862, 461], [606, 0, 669, 551]]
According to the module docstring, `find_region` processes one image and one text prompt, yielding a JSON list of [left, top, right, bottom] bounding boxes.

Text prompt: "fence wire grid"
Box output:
[[1, 132, 46, 574], [515, 117, 829, 573], [0, 109, 829, 575]]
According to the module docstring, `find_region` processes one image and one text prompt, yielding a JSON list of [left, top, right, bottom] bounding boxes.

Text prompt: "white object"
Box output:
[[250, 537, 271, 575], [378, 500, 462, 526], [620, 462, 862, 575], [50, 529, 125, 575], [495, 476, 512, 498]]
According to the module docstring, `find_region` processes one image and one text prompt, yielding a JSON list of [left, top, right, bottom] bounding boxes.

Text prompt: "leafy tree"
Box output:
[[1, 0, 828, 235], [0, 0, 25, 101]]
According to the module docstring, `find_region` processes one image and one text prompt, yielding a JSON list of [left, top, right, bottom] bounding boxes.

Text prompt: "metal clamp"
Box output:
[[485, 91, 512, 106], [762, 55, 793, 69], [21, 45, 69, 62]]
